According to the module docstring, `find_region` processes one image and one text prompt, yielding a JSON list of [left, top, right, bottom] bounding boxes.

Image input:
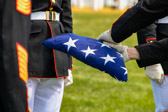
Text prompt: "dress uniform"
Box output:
[[99, 0, 168, 112], [27, 0, 73, 112], [137, 21, 168, 111], [0, 0, 31, 112]]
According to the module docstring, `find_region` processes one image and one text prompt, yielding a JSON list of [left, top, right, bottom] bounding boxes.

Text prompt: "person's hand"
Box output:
[[104, 42, 130, 62], [145, 64, 164, 84], [64, 69, 73, 87], [97, 29, 119, 44]]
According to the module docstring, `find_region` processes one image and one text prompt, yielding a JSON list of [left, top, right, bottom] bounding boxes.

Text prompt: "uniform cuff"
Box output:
[[135, 44, 159, 67]]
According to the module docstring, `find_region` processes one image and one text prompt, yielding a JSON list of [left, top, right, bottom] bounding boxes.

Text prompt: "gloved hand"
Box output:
[[97, 29, 118, 44], [145, 64, 164, 84], [64, 69, 73, 87], [104, 42, 130, 62]]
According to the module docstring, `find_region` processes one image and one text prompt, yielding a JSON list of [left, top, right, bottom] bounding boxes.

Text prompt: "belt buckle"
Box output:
[[46, 11, 56, 21]]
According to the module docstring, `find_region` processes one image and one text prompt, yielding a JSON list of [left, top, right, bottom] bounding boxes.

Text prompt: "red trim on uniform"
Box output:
[[112, 8, 130, 25], [46, 21, 70, 78], [49, 0, 53, 9], [57, 76, 69, 78], [52, 50, 58, 76], [46, 20, 59, 78], [46, 21, 68, 78], [164, 111, 168, 112], [146, 37, 156, 43], [165, 74, 168, 76], [26, 88, 29, 112]]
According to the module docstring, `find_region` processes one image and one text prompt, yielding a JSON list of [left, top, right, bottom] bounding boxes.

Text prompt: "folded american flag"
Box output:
[[42, 33, 127, 82]]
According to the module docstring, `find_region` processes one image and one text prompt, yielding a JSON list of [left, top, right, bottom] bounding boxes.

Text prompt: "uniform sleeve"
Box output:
[[60, 0, 73, 33], [60, 0, 73, 69], [136, 23, 157, 67], [137, 0, 157, 45], [137, 24, 157, 45], [111, 0, 168, 43], [135, 38, 168, 67]]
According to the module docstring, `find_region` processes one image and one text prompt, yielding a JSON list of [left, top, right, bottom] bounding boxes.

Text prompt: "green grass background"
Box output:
[[61, 12, 155, 112]]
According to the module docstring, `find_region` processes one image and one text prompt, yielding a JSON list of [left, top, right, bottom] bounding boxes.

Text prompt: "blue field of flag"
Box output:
[[42, 33, 127, 82]]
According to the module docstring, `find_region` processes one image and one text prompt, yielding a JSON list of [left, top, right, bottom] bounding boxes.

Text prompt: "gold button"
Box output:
[[52, 0, 55, 4], [28, 108, 31, 112], [49, 7, 53, 11]]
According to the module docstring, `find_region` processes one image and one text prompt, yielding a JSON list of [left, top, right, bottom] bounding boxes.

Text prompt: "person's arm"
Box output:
[[105, 38, 168, 67], [136, 23, 157, 63], [137, 24, 157, 45], [136, 0, 157, 44], [127, 47, 140, 60], [127, 38, 168, 67], [125, 38, 168, 67], [134, 38, 168, 67], [136, 22, 164, 84], [111, 0, 168, 43], [60, 0, 73, 33]]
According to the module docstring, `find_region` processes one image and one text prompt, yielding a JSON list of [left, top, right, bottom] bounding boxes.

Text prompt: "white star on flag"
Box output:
[[100, 54, 116, 65], [63, 37, 78, 51], [98, 42, 111, 48], [81, 46, 97, 58], [121, 67, 127, 75]]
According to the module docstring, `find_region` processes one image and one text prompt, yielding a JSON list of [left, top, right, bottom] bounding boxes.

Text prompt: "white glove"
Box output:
[[145, 64, 164, 84], [64, 69, 73, 87], [104, 42, 130, 62], [97, 29, 117, 44]]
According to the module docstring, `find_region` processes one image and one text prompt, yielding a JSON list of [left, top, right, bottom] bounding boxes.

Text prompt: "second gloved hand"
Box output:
[[64, 69, 73, 87], [104, 42, 130, 62], [97, 29, 119, 44], [145, 64, 164, 84]]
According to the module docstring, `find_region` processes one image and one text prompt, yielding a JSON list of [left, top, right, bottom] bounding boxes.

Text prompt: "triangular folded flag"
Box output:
[[42, 33, 127, 82]]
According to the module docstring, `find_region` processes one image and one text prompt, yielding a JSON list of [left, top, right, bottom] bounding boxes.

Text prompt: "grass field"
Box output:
[[61, 10, 155, 112]]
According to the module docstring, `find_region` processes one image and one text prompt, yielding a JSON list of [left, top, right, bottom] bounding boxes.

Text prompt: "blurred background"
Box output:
[[61, 0, 155, 112], [71, 0, 138, 10]]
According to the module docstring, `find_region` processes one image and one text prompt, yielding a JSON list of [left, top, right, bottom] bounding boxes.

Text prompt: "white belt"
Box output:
[[157, 16, 168, 24], [31, 11, 60, 21]]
